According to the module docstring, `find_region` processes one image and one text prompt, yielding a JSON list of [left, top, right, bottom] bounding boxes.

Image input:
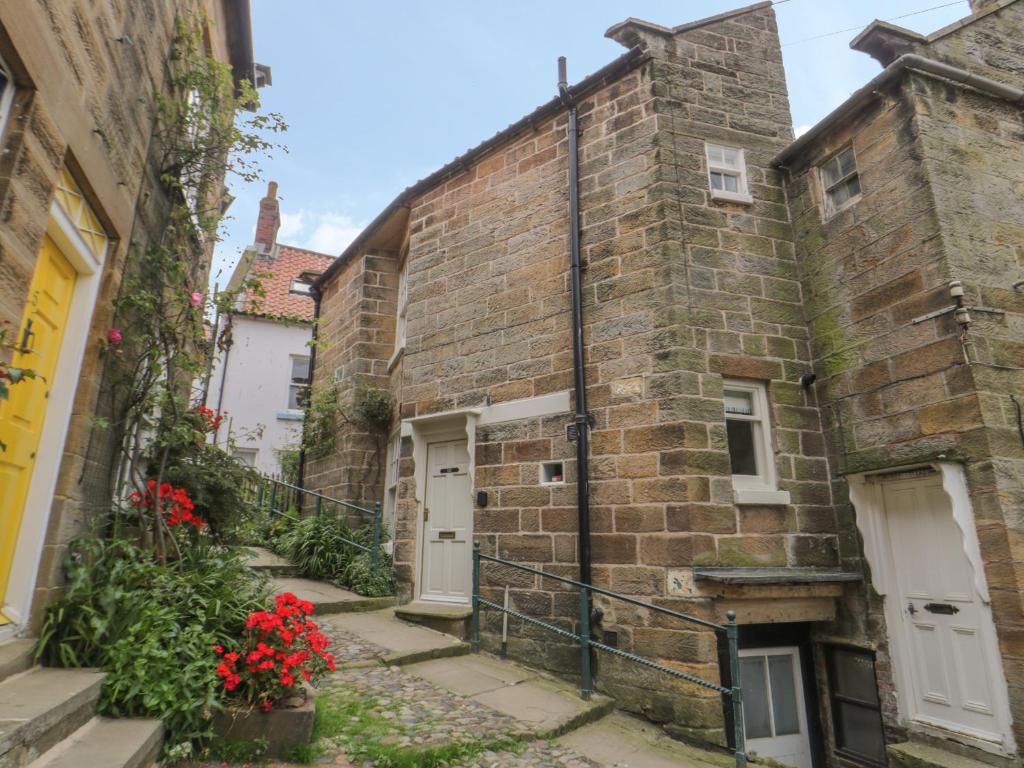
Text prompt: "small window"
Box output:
[[232, 448, 257, 467], [724, 379, 788, 505], [541, 461, 564, 485], [706, 143, 752, 203], [826, 646, 887, 766], [820, 147, 861, 218], [0, 55, 15, 140], [382, 431, 401, 542], [288, 356, 310, 410], [289, 277, 311, 295]]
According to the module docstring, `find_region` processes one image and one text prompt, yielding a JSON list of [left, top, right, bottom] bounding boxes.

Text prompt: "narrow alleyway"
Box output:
[[216, 549, 739, 768]]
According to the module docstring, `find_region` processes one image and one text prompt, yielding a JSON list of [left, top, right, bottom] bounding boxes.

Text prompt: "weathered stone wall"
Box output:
[[926, 0, 1024, 86], [0, 0, 240, 627], [304, 248, 399, 512]]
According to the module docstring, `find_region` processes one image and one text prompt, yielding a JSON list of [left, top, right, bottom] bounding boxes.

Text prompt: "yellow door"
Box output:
[[0, 236, 77, 621]]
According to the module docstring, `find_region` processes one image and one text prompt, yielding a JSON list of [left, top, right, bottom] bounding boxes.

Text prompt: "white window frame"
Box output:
[[705, 143, 753, 204], [287, 355, 310, 411], [289, 277, 311, 295], [820, 146, 861, 220], [0, 55, 15, 141], [382, 431, 401, 553], [388, 261, 408, 369], [232, 447, 257, 467], [724, 379, 790, 506]]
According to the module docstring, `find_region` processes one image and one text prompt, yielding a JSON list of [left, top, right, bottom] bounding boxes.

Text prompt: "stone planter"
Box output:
[[212, 688, 315, 757]]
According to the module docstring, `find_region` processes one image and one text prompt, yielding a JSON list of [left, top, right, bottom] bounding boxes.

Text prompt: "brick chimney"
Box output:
[[969, 0, 1001, 14], [254, 181, 280, 253]]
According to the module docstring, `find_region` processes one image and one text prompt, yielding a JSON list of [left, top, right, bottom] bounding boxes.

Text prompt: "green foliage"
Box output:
[[341, 551, 396, 598], [302, 384, 339, 460], [160, 442, 258, 541], [36, 536, 269, 758], [349, 385, 393, 434], [277, 446, 301, 485]]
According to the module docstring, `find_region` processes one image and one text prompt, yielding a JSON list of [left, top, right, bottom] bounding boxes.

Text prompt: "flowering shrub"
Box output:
[[215, 592, 335, 711], [192, 405, 225, 433], [129, 479, 205, 528]]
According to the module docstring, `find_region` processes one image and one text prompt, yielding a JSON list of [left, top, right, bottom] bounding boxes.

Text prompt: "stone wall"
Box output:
[[0, 0, 242, 627]]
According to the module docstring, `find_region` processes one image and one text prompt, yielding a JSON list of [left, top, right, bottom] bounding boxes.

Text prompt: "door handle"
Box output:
[[19, 318, 35, 354], [907, 602, 917, 616], [923, 602, 960, 615], [424, 507, 430, 521]]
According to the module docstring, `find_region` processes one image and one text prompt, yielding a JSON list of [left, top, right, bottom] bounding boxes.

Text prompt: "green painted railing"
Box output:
[[471, 542, 746, 768], [248, 474, 384, 571]]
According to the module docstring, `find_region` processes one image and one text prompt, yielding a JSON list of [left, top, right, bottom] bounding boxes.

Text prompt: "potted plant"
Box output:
[[211, 592, 335, 756]]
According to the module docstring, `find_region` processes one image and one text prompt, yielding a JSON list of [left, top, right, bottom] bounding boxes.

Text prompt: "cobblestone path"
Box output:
[[315, 619, 389, 665]]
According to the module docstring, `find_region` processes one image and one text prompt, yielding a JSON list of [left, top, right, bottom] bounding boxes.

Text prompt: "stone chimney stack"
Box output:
[[254, 181, 280, 253], [969, 0, 1001, 14]]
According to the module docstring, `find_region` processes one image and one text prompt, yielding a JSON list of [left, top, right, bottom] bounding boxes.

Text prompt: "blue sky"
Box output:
[[210, 0, 972, 286]]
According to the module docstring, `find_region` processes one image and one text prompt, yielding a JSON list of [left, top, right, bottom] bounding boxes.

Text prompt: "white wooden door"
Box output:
[[883, 475, 1007, 743], [739, 646, 813, 768], [420, 439, 471, 603]]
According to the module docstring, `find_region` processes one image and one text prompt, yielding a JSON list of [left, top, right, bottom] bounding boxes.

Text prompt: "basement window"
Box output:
[[820, 146, 861, 219], [826, 646, 887, 766], [706, 143, 752, 204], [724, 380, 789, 505]]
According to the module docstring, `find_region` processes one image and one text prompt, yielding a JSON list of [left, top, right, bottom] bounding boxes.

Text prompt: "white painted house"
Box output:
[[205, 183, 334, 474]]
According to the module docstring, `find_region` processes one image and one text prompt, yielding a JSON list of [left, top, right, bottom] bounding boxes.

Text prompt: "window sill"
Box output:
[[711, 189, 753, 205], [733, 488, 791, 506], [276, 410, 304, 421]]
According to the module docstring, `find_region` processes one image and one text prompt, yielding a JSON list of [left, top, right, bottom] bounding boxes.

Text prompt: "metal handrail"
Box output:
[[249, 474, 384, 571], [472, 543, 746, 768]]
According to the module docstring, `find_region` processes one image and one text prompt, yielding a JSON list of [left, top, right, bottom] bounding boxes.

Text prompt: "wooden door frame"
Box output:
[[847, 462, 1016, 756], [2, 193, 109, 633]]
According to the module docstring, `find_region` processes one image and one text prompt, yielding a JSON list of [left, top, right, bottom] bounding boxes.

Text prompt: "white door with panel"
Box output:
[[420, 439, 472, 603], [882, 474, 1008, 744], [739, 646, 813, 768]]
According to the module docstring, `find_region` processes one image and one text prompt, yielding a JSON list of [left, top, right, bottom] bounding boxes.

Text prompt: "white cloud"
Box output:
[[275, 209, 364, 255], [795, 124, 813, 138]]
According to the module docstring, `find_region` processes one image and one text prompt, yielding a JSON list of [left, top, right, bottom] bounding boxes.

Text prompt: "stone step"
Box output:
[[888, 741, 1002, 768], [0, 668, 105, 768], [239, 547, 298, 577], [25, 717, 163, 768], [317, 608, 470, 667], [403, 653, 614, 740], [0, 641, 35, 685], [269, 577, 396, 615], [393, 600, 472, 640], [558, 710, 735, 768]]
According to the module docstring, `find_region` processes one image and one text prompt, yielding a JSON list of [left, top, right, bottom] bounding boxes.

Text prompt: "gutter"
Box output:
[[774, 54, 1024, 168], [312, 47, 647, 294], [558, 57, 593, 595]]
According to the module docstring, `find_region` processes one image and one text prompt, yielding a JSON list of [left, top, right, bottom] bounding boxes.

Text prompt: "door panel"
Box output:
[[0, 237, 77, 608], [421, 439, 471, 603], [740, 646, 813, 768], [882, 475, 1003, 740]]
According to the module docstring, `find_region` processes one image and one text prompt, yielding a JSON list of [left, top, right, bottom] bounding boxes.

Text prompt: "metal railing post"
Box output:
[[315, 496, 322, 518], [471, 542, 481, 652], [255, 480, 264, 509], [372, 501, 382, 571], [269, 480, 278, 514], [579, 586, 593, 700], [727, 610, 747, 768]]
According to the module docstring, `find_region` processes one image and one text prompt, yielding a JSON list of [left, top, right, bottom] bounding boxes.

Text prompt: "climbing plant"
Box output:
[[97, 13, 286, 557]]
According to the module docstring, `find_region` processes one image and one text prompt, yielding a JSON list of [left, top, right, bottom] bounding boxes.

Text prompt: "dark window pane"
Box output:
[[832, 647, 879, 704], [727, 419, 758, 476], [845, 175, 861, 199], [724, 173, 739, 192], [838, 147, 857, 177], [740, 657, 772, 739], [291, 356, 310, 382], [710, 171, 724, 190], [835, 702, 887, 764], [768, 654, 800, 736]]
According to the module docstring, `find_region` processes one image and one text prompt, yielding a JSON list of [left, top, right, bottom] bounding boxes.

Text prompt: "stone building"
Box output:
[[0, 2, 263, 634], [305, 1, 1024, 766], [205, 182, 334, 475]]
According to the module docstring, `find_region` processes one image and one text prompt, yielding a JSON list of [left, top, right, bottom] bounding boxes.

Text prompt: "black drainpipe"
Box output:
[[558, 58, 592, 591], [296, 284, 322, 498]]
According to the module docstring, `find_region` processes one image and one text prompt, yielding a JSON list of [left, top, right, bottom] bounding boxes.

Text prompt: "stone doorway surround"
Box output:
[[847, 462, 1017, 757], [399, 391, 571, 608]]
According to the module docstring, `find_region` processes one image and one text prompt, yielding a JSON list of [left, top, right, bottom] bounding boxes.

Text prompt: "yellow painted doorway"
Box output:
[[0, 236, 77, 622]]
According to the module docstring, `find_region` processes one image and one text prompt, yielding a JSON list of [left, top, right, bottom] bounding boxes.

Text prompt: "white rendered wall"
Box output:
[[206, 315, 311, 475]]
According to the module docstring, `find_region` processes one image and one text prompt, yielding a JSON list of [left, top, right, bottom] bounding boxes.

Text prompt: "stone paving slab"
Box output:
[[558, 711, 735, 768], [268, 578, 395, 615], [317, 608, 468, 664], [241, 547, 296, 575]]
